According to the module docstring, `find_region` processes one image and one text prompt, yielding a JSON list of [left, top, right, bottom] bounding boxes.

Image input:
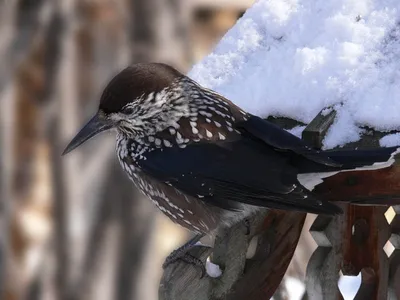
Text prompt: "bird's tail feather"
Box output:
[[296, 146, 400, 191], [323, 146, 400, 170]]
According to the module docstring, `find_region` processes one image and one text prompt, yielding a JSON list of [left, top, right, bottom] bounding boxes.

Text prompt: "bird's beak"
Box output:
[[62, 112, 113, 155]]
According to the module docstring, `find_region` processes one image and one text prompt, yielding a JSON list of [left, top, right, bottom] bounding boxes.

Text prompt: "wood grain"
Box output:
[[159, 210, 306, 300], [314, 162, 400, 205]]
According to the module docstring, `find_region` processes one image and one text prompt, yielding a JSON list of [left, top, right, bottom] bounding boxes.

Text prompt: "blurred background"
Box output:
[[0, 0, 319, 299]]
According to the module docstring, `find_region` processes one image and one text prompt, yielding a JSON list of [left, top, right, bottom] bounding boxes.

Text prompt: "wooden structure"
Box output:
[[160, 109, 400, 300]]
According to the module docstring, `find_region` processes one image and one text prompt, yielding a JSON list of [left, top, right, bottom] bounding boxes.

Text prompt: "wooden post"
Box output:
[[304, 109, 400, 300], [389, 205, 400, 299], [160, 210, 306, 300]]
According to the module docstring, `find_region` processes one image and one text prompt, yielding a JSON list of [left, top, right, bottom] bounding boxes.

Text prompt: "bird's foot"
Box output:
[[163, 233, 206, 277]]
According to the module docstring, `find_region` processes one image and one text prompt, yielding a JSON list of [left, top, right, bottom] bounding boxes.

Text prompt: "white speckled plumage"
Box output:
[[112, 75, 260, 234]]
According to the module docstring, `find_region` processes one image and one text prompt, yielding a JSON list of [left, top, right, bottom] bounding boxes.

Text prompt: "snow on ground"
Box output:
[[189, 0, 400, 149]]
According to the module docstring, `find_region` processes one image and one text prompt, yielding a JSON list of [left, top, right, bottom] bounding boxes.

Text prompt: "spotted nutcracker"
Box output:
[[63, 63, 399, 274]]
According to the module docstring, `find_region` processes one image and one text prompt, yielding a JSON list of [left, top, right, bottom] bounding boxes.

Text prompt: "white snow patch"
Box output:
[[338, 273, 362, 300], [189, 0, 400, 149], [321, 107, 333, 116], [206, 257, 222, 278], [286, 126, 306, 138], [380, 132, 400, 147]]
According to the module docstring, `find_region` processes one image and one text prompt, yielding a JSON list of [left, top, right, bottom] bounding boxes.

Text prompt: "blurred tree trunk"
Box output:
[[0, 3, 17, 298], [1, 1, 192, 300], [129, 0, 191, 69], [113, 1, 191, 300], [1, 1, 52, 299], [47, 0, 81, 298], [0, 83, 17, 300]]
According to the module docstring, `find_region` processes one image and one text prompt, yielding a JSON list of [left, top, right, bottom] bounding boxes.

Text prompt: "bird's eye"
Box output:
[[122, 107, 134, 115]]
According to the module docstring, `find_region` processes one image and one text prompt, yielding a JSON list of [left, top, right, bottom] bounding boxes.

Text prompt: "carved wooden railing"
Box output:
[[159, 109, 400, 300]]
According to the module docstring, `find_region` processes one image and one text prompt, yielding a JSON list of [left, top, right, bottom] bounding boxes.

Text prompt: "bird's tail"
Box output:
[[296, 146, 400, 191]]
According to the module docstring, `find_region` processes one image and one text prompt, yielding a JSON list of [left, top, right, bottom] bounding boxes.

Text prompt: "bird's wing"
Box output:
[[236, 115, 342, 167], [137, 136, 342, 215]]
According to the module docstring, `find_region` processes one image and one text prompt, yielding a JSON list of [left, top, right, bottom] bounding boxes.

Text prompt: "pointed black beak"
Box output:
[[62, 112, 113, 155]]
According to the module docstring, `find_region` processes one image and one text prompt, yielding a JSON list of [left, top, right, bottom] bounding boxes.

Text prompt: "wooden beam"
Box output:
[[342, 206, 389, 299], [302, 106, 400, 299], [268, 108, 400, 205], [225, 211, 306, 299], [314, 161, 400, 205], [302, 108, 336, 149]]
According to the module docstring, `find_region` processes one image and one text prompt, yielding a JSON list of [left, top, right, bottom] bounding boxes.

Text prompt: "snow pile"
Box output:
[[380, 132, 400, 146], [189, 0, 400, 149]]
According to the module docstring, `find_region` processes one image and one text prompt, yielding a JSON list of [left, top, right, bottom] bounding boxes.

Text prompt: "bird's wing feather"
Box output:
[[236, 115, 342, 167], [137, 136, 342, 215]]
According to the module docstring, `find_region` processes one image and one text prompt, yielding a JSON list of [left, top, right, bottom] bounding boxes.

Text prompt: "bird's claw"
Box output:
[[163, 248, 206, 278], [162, 234, 206, 278], [179, 253, 206, 278]]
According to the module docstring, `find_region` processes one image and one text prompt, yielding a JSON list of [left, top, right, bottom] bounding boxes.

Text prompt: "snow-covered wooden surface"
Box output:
[[189, 0, 400, 150]]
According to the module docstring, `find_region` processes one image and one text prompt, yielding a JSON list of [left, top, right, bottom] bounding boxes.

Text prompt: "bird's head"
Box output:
[[62, 63, 192, 155]]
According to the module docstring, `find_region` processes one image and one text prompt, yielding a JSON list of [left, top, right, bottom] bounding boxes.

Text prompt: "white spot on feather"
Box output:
[[169, 128, 176, 135], [163, 139, 172, 147]]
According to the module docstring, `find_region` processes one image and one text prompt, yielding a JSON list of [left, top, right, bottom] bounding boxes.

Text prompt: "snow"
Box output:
[[189, 0, 400, 149], [321, 107, 333, 116], [287, 125, 306, 138], [380, 132, 400, 147], [338, 273, 362, 300], [205, 257, 222, 278]]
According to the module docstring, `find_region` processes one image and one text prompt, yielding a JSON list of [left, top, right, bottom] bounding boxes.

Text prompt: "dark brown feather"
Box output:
[[99, 63, 184, 114]]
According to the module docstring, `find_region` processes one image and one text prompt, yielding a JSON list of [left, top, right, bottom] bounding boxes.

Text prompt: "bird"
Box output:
[[63, 62, 399, 275]]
